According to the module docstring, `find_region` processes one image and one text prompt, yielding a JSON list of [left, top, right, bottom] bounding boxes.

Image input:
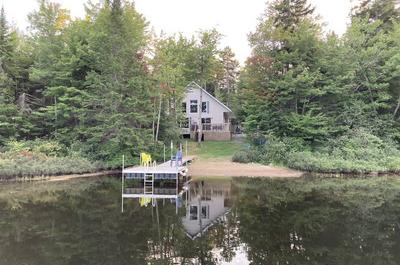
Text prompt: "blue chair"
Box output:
[[170, 150, 183, 167]]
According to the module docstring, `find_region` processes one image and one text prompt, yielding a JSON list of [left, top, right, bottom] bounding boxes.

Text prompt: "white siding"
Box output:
[[183, 84, 230, 125], [182, 196, 227, 237]]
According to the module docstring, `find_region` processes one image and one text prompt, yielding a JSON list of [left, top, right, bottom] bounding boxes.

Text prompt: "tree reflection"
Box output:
[[2, 177, 400, 264]]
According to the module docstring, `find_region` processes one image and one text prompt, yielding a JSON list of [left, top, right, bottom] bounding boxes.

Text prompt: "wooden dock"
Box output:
[[122, 156, 194, 179], [121, 156, 194, 212]]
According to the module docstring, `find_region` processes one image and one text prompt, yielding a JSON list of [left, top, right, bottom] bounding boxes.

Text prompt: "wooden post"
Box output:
[[170, 140, 173, 160], [185, 140, 188, 157], [198, 84, 203, 145], [163, 144, 166, 163], [176, 173, 179, 214], [121, 155, 124, 213]]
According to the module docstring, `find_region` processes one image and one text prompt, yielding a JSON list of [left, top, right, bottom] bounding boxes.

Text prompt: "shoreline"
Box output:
[[188, 160, 303, 178], [0, 170, 120, 183], [3, 160, 400, 182]]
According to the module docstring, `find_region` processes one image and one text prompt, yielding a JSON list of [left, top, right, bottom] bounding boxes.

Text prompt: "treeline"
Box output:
[[235, 0, 400, 173], [0, 0, 239, 171]]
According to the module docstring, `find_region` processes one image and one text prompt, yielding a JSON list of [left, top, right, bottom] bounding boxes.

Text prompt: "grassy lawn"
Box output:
[[187, 140, 243, 160]]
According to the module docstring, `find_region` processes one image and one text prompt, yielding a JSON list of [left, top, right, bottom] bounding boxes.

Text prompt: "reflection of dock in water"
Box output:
[[121, 163, 232, 240]]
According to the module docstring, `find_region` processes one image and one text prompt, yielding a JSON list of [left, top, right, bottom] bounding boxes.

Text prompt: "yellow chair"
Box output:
[[140, 152, 152, 167]]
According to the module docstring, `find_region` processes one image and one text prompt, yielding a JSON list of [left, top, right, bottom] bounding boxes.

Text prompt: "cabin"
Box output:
[[181, 81, 233, 141]]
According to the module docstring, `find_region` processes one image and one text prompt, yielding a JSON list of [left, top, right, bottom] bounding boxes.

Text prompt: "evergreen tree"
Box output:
[[353, 0, 400, 28], [0, 7, 19, 143], [216, 47, 239, 107], [242, 0, 334, 142]]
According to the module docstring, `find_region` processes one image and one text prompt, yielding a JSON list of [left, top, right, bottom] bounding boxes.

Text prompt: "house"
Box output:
[[181, 81, 233, 141]]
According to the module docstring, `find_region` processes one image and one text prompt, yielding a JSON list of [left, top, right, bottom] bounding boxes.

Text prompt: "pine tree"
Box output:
[[353, 0, 400, 28], [217, 47, 239, 107], [271, 0, 315, 30]]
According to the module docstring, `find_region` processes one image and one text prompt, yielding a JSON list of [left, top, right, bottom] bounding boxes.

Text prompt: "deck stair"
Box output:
[[144, 173, 154, 194]]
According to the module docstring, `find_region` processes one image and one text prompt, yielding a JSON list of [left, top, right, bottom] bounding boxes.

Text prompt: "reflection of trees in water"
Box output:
[[232, 177, 400, 265], [0, 178, 235, 265], [2, 177, 400, 264]]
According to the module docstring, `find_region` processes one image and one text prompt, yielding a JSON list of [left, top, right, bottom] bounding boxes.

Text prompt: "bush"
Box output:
[[4, 139, 66, 156], [232, 151, 251, 163], [0, 153, 102, 179], [232, 130, 400, 173], [0, 139, 104, 179]]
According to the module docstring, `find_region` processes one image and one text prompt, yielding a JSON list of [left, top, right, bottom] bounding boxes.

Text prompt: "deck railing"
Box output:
[[189, 123, 231, 132]]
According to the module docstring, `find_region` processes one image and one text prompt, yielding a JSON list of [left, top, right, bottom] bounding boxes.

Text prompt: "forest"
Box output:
[[233, 0, 400, 173], [0, 0, 239, 177], [0, 0, 400, 177]]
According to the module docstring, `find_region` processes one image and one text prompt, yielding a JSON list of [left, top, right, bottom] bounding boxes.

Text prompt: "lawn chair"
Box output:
[[170, 150, 183, 167], [140, 152, 152, 167]]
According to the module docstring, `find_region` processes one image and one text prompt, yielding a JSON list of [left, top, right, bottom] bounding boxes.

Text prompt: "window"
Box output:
[[201, 118, 211, 124], [202, 101, 209, 113], [182, 102, 187, 113], [201, 205, 209, 219], [202, 118, 211, 130], [190, 100, 198, 113], [189, 205, 198, 220]]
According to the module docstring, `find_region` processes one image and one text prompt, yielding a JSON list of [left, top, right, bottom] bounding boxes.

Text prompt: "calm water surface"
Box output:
[[1, 176, 400, 264]]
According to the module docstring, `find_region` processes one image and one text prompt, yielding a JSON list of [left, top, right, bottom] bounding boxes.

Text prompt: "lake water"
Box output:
[[1, 176, 400, 264]]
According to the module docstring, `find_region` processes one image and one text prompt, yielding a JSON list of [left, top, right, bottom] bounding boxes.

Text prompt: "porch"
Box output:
[[181, 123, 232, 141]]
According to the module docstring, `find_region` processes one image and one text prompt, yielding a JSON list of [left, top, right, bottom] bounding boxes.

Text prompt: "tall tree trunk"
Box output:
[[152, 98, 157, 141], [155, 94, 162, 141], [393, 95, 400, 118]]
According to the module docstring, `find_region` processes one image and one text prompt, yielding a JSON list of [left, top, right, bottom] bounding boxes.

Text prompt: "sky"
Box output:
[[1, 0, 353, 64]]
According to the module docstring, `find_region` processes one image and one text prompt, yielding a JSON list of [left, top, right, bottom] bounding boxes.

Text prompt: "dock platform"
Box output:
[[122, 156, 194, 179], [121, 156, 194, 212]]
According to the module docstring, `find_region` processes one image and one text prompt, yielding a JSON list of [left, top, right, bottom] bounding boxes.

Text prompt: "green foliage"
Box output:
[[238, 130, 400, 173], [0, 139, 102, 178], [4, 139, 64, 156], [0, 154, 101, 179], [236, 0, 400, 173], [232, 149, 261, 163]]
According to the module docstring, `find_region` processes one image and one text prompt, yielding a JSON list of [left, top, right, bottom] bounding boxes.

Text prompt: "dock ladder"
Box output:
[[144, 173, 154, 194], [144, 161, 157, 194]]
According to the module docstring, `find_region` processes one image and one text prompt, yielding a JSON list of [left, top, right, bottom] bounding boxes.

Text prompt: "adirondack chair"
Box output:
[[170, 150, 183, 167], [140, 152, 152, 167]]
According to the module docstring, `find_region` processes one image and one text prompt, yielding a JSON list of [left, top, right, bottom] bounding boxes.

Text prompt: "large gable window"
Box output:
[[190, 100, 198, 113]]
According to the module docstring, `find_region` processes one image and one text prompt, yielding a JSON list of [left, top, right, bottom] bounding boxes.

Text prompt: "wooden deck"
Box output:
[[122, 156, 194, 175]]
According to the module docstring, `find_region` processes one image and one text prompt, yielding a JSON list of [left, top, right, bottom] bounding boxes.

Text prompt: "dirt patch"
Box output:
[[188, 159, 303, 178]]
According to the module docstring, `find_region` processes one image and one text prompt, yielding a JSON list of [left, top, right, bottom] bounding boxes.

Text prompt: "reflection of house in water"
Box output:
[[182, 180, 232, 240]]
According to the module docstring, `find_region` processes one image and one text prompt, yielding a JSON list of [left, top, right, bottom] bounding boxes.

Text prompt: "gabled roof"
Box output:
[[186, 81, 232, 112], [184, 208, 231, 240]]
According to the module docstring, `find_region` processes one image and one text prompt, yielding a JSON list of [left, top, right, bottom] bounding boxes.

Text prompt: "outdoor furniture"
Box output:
[[140, 152, 152, 167], [170, 150, 183, 167]]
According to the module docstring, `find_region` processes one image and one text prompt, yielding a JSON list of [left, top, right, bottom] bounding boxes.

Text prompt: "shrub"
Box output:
[[232, 130, 400, 173], [232, 151, 251, 163], [0, 140, 104, 179], [4, 139, 66, 156], [0, 154, 102, 179]]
